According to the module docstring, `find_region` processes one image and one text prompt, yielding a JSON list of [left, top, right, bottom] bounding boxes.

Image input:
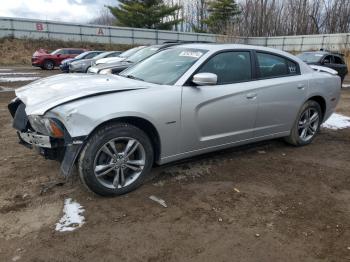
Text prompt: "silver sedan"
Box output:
[[9, 44, 341, 196]]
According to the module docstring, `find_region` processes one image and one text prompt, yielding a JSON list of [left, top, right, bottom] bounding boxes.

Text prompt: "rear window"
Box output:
[[297, 52, 323, 63]]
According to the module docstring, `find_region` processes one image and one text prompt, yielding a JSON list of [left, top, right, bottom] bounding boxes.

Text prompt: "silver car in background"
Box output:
[[8, 44, 341, 196], [69, 51, 122, 73]]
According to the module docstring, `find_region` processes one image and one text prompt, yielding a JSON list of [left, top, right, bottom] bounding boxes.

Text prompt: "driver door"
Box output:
[[180, 51, 258, 154]]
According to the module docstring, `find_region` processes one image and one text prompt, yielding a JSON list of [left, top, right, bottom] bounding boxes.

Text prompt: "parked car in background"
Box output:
[[32, 48, 87, 70], [94, 46, 146, 66], [9, 44, 341, 196], [297, 50, 348, 83], [59, 51, 104, 73], [69, 51, 122, 73], [88, 43, 180, 75]]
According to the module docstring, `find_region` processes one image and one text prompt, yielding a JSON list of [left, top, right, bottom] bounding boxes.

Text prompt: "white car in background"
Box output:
[[95, 46, 146, 65]]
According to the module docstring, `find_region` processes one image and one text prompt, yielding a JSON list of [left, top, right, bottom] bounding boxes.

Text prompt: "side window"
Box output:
[[333, 56, 344, 64], [323, 55, 333, 64], [197, 51, 252, 84], [256, 52, 298, 78]]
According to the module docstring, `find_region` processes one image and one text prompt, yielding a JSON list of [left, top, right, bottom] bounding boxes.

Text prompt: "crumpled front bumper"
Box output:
[[8, 98, 85, 177]]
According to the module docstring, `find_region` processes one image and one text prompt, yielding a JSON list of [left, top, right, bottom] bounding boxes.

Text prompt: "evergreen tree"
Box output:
[[203, 0, 241, 34], [108, 0, 182, 30]]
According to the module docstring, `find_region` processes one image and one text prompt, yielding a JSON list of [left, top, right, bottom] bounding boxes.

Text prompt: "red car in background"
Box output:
[[31, 48, 87, 70]]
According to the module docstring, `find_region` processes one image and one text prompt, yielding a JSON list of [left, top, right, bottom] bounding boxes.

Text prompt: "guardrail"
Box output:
[[0, 17, 349, 52]]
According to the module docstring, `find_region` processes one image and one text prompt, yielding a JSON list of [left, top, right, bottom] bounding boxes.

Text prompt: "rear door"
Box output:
[[253, 51, 309, 137], [331, 55, 348, 80], [180, 50, 258, 153]]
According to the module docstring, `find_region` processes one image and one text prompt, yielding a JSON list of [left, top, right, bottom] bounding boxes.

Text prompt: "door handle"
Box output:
[[297, 84, 305, 90], [246, 93, 257, 99]]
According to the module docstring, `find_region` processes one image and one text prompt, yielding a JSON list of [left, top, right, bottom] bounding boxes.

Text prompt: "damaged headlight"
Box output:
[[28, 115, 65, 138]]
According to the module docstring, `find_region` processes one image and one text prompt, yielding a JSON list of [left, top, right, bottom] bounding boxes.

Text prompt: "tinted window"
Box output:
[[197, 51, 252, 84], [69, 49, 84, 54], [333, 55, 344, 64], [257, 52, 297, 78], [323, 55, 333, 64]]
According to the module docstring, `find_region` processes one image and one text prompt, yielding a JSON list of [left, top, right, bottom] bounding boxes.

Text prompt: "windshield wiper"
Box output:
[[124, 74, 144, 81]]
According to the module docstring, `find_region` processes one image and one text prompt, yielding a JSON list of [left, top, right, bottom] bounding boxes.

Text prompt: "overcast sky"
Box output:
[[0, 0, 116, 23]]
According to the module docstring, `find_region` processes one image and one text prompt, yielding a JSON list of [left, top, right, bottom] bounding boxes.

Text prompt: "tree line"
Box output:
[[90, 0, 350, 36]]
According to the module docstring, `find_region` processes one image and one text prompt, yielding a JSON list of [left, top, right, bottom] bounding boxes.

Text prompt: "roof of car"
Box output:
[[301, 50, 344, 56]]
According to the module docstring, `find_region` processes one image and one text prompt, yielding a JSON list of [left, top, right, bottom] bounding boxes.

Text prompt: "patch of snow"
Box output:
[[322, 113, 350, 130], [0, 76, 40, 82], [55, 198, 85, 232], [0, 69, 12, 71], [342, 84, 350, 88], [0, 72, 39, 76]]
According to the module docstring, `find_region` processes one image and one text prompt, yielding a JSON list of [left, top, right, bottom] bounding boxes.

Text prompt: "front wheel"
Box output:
[[285, 100, 322, 146], [78, 123, 154, 196]]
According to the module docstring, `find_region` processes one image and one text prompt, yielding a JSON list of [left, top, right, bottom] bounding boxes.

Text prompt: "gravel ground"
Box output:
[[0, 66, 350, 262]]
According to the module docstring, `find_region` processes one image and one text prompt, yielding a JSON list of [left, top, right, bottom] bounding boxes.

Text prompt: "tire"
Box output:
[[85, 66, 91, 73], [78, 122, 154, 196], [43, 60, 54, 70], [285, 100, 322, 146]]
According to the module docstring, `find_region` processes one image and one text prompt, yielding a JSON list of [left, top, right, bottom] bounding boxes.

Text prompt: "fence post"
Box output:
[[79, 25, 82, 42], [321, 35, 325, 50], [300, 36, 304, 52], [109, 27, 112, 45], [155, 30, 158, 44], [131, 28, 134, 45], [282, 36, 286, 51], [265, 37, 268, 47], [46, 22, 50, 40], [10, 18, 14, 38]]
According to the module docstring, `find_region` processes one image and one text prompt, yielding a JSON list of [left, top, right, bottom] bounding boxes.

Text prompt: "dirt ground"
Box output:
[[0, 67, 350, 262]]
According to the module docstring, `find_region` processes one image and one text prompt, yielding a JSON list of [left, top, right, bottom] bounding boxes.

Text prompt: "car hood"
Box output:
[[16, 74, 152, 115]]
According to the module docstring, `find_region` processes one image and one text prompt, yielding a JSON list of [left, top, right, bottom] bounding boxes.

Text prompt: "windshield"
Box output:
[[50, 49, 62, 55], [127, 46, 160, 63], [297, 53, 324, 63], [93, 51, 114, 60], [75, 51, 91, 59], [120, 48, 207, 85], [119, 46, 145, 58]]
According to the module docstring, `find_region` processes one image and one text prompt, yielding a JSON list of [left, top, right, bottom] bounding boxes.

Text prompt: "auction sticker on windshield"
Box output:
[[179, 51, 203, 58]]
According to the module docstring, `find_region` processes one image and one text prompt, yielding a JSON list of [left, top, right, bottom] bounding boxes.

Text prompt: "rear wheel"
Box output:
[[78, 123, 154, 196], [285, 100, 322, 146], [43, 60, 54, 70]]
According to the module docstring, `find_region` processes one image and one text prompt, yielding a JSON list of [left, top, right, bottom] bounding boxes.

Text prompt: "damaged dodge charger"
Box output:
[[8, 44, 341, 196]]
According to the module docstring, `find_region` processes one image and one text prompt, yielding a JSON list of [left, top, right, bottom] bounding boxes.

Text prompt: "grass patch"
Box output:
[[0, 37, 133, 65]]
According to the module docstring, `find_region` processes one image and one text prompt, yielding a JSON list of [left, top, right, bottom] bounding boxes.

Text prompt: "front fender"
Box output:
[[47, 86, 182, 159]]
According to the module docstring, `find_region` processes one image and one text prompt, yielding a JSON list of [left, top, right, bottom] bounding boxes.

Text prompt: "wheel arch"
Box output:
[[85, 116, 161, 163], [307, 95, 326, 119]]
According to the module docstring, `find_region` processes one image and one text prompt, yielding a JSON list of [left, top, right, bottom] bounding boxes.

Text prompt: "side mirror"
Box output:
[[323, 59, 330, 64], [192, 73, 217, 86], [57, 54, 61, 57]]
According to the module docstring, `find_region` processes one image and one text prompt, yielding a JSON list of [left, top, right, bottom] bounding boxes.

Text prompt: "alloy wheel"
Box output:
[[298, 107, 320, 142], [93, 137, 146, 189]]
